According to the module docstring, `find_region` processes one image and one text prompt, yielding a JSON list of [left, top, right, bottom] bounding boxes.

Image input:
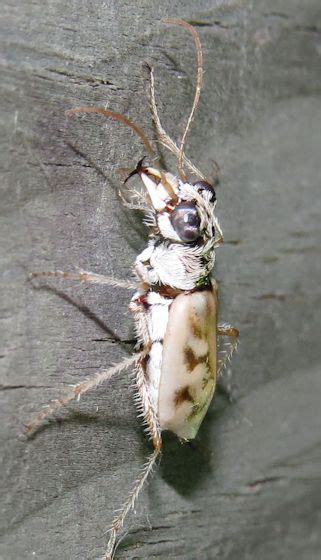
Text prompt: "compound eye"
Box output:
[[170, 202, 201, 243], [193, 180, 216, 202]]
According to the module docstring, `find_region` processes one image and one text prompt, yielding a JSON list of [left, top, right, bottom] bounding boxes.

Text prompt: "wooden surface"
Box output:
[[1, 1, 321, 559]]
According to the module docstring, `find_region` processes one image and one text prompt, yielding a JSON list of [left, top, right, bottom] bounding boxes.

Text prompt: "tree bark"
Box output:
[[1, 1, 321, 559]]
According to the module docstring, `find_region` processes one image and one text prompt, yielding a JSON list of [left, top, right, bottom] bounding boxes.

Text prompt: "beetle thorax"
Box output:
[[132, 168, 222, 291]]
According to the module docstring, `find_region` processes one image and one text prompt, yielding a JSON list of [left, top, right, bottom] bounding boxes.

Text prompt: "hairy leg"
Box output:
[[25, 353, 140, 436], [103, 327, 162, 559], [217, 323, 239, 377], [103, 446, 161, 560], [30, 269, 135, 290]]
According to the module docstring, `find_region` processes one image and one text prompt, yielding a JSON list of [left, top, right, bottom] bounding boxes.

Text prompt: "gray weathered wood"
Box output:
[[1, 1, 321, 559]]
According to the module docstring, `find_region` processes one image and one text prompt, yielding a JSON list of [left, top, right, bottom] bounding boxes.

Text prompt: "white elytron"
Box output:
[[28, 18, 239, 560]]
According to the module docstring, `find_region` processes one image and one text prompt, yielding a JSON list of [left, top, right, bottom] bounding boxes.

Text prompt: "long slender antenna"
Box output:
[[148, 64, 206, 180], [66, 106, 155, 157], [162, 18, 204, 180]]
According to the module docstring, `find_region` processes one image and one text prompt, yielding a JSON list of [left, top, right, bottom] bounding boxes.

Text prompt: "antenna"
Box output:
[[66, 106, 155, 157], [162, 18, 204, 180]]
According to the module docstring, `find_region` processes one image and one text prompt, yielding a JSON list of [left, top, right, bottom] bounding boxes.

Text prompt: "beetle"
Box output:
[[27, 18, 239, 559]]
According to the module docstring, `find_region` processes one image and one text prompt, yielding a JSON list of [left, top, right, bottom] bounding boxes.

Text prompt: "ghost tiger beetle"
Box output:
[[27, 17, 239, 559]]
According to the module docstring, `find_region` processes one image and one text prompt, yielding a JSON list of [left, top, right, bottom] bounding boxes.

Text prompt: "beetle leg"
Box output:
[[104, 358, 162, 559], [134, 356, 162, 449], [103, 298, 162, 559], [217, 323, 239, 377], [104, 382, 161, 560], [30, 269, 135, 290], [103, 444, 161, 560], [25, 352, 142, 436]]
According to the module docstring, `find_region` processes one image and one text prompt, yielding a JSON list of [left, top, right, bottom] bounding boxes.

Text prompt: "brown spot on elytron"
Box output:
[[184, 346, 208, 372], [202, 367, 213, 389], [190, 397, 209, 419], [174, 386, 193, 407], [190, 316, 203, 339]]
